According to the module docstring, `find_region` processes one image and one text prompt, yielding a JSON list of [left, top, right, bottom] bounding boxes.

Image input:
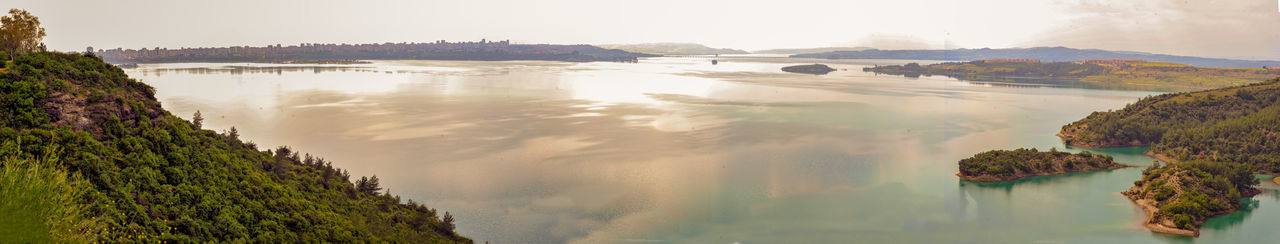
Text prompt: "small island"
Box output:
[[957, 148, 1127, 182], [781, 64, 836, 75], [1123, 161, 1260, 237]]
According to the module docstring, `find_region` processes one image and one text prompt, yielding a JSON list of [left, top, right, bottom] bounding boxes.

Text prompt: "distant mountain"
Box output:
[[594, 43, 749, 55], [752, 47, 872, 55], [791, 47, 1280, 68]]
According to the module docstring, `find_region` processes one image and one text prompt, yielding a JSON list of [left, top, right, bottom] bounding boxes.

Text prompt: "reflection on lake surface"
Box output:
[[127, 56, 1280, 243]]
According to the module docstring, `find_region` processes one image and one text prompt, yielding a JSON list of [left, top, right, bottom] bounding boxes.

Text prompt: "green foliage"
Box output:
[[958, 148, 1120, 180], [1, 9, 47, 57], [0, 155, 100, 242], [0, 51, 469, 243], [1131, 161, 1259, 231], [356, 175, 383, 196], [1062, 78, 1280, 172]]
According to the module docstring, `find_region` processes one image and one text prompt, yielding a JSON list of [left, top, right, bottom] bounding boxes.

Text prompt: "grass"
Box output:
[[0, 152, 100, 242]]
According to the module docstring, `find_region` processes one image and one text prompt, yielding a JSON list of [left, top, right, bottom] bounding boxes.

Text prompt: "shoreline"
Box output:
[[956, 164, 1135, 183], [1052, 132, 1152, 149], [1128, 197, 1199, 237], [1143, 151, 1179, 164]]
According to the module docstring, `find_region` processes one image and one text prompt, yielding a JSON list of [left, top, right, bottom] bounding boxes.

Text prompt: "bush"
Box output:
[[1173, 214, 1193, 229]]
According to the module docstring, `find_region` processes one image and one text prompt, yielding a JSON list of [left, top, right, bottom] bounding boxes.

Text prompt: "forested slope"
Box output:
[[0, 51, 469, 242], [1059, 77, 1280, 173]]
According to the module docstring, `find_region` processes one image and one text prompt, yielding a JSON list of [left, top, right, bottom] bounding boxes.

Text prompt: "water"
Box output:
[[125, 56, 1280, 243]]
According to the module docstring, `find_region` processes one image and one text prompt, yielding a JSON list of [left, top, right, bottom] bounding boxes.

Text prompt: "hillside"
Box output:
[[957, 148, 1127, 182], [794, 47, 1280, 68], [1058, 77, 1280, 173], [0, 52, 470, 242], [594, 43, 748, 55], [865, 60, 1280, 89]]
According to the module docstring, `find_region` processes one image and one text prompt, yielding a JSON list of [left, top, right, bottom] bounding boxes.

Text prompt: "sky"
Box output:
[[9, 0, 1280, 60]]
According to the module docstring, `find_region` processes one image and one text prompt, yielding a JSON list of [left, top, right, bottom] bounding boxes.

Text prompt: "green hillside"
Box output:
[[1058, 77, 1280, 173], [0, 51, 470, 242]]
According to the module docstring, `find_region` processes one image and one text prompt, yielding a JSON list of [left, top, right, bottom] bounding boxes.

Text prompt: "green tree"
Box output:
[[0, 9, 45, 59], [192, 110, 204, 129], [442, 211, 456, 232], [356, 175, 382, 195]]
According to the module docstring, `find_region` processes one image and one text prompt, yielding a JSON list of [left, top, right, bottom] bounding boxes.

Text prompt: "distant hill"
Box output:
[[594, 43, 748, 55], [792, 47, 1280, 68], [752, 47, 872, 55]]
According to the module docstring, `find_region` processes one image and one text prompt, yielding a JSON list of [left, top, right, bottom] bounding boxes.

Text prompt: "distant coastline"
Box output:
[[94, 40, 658, 64], [865, 59, 1280, 89], [793, 47, 1280, 69]]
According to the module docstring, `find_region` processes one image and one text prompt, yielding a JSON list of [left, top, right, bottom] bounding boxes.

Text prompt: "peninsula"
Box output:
[[1122, 161, 1260, 236], [957, 148, 1127, 182], [1058, 77, 1280, 172], [1058, 77, 1278, 236], [93, 40, 657, 64]]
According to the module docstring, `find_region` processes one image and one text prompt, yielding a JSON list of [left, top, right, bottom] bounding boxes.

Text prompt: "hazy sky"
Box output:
[[10, 0, 1280, 59]]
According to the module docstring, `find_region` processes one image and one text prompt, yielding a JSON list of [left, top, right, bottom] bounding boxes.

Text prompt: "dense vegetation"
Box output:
[[957, 148, 1124, 182], [0, 157, 96, 242], [866, 60, 1279, 89], [1123, 161, 1260, 236], [0, 51, 469, 242], [1059, 78, 1280, 173], [793, 46, 1280, 68]]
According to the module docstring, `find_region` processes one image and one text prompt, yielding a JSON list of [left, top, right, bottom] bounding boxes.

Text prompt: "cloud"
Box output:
[[1024, 0, 1280, 60]]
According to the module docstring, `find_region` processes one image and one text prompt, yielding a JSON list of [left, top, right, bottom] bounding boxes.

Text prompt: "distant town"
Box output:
[[92, 39, 657, 64]]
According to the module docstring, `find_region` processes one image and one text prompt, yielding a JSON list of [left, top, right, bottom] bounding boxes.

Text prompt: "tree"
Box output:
[[192, 110, 204, 129], [226, 126, 239, 141], [442, 211, 456, 233], [356, 175, 382, 195], [0, 9, 45, 59]]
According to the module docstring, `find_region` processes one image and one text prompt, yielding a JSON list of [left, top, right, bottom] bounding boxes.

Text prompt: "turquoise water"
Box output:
[[126, 56, 1279, 243]]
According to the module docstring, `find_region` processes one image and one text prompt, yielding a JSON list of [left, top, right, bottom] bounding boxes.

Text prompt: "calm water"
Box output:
[[126, 56, 1280, 243]]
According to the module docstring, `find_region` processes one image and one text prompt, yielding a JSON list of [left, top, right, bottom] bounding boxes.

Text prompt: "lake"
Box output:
[[125, 56, 1280, 243]]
